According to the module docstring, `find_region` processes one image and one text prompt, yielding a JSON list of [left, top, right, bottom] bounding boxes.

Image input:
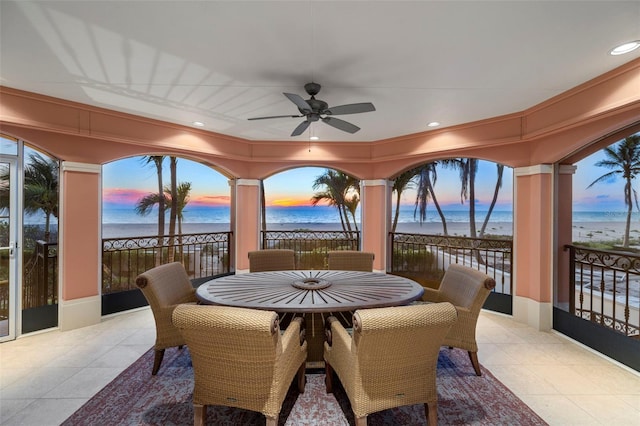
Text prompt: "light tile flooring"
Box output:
[[0, 308, 639, 425]]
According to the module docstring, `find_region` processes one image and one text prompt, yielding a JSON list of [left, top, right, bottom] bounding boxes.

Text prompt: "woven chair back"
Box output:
[[248, 249, 296, 272], [172, 304, 281, 410], [327, 250, 374, 271], [438, 264, 496, 312]]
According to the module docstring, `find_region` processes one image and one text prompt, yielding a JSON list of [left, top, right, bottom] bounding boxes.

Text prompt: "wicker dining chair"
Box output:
[[324, 302, 458, 426], [248, 249, 296, 272], [327, 250, 374, 272], [419, 263, 496, 376], [172, 304, 307, 426], [135, 262, 198, 375], [325, 250, 376, 338]]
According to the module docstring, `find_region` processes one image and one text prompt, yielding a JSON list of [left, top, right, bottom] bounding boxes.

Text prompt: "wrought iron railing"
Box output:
[[260, 230, 360, 269], [389, 232, 512, 294], [23, 240, 58, 309], [102, 232, 232, 295], [565, 244, 640, 338]]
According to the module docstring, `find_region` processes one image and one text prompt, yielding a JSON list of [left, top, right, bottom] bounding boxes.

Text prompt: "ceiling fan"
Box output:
[[248, 82, 375, 136]]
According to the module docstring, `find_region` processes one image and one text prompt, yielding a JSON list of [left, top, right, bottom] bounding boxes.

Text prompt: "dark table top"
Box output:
[[196, 270, 425, 313]]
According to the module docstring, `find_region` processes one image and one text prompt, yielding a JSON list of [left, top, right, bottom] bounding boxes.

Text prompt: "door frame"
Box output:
[[0, 155, 22, 342]]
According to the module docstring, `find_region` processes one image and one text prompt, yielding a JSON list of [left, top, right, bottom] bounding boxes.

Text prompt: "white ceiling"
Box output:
[[1, 1, 639, 142]]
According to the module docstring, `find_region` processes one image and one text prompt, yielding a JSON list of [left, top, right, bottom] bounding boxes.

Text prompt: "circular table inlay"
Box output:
[[292, 278, 332, 290], [196, 270, 425, 313]]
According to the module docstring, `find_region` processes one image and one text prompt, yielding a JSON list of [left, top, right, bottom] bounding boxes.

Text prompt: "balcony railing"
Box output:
[[102, 232, 232, 294], [260, 230, 360, 269], [23, 240, 58, 309], [389, 232, 513, 295], [565, 244, 640, 338]]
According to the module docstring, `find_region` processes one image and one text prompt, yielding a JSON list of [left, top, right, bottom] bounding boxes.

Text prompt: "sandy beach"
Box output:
[[102, 220, 632, 243]]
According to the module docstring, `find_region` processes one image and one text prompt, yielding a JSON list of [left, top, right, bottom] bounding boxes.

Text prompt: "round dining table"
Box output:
[[196, 270, 424, 313]]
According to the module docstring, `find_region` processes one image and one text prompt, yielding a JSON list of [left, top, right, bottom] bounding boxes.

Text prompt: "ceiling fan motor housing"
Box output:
[[304, 98, 328, 115], [304, 82, 321, 96], [247, 81, 374, 136]]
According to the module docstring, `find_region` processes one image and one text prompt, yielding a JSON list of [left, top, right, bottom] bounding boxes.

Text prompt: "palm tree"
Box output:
[[587, 135, 640, 247], [0, 152, 59, 242], [168, 157, 178, 233], [479, 164, 505, 238], [311, 170, 360, 233], [166, 182, 191, 261], [25, 153, 59, 242], [171, 181, 191, 238], [466, 158, 479, 238], [412, 162, 449, 235], [140, 156, 165, 241], [391, 168, 417, 233]]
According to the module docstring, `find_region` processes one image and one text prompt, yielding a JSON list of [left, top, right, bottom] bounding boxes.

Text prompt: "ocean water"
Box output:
[[25, 206, 640, 238], [25, 205, 634, 226], [99, 205, 517, 225]]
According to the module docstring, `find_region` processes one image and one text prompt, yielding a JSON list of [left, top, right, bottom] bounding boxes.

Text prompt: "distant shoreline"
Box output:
[[99, 221, 631, 243]]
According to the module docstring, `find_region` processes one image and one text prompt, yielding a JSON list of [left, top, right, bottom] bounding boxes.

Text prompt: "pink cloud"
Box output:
[[191, 195, 230, 206], [103, 188, 149, 204]]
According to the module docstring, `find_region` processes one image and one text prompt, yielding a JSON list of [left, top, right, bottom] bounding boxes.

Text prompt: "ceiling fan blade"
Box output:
[[284, 93, 312, 113], [291, 120, 311, 136], [325, 102, 375, 115], [322, 117, 360, 134], [247, 114, 302, 120]]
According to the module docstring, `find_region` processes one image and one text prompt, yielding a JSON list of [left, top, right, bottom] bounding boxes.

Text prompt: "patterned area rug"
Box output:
[[62, 347, 547, 425]]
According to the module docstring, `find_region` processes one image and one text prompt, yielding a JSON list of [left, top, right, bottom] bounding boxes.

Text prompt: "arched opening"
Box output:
[[556, 129, 640, 370], [389, 158, 514, 314], [260, 167, 362, 269], [100, 155, 232, 314]]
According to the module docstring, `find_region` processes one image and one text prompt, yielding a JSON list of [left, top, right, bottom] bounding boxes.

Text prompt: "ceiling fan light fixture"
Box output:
[[609, 40, 640, 55], [427, 121, 440, 127], [192, 121, 205, 127], [248, 83, 375, 137], [310, 136, 319, 141]]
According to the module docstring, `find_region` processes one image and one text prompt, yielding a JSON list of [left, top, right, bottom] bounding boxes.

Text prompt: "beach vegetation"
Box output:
[[0, 152, 59, 242], [140, 156, 166, 246], [391, 162, 449, 234], [135, 156, 189, 263], [413, 162, 449, 233], [391, 168, 415, 233], [587, 135, 640, 247], [391, 248, 441, 287], [311, 170, 360, 235]]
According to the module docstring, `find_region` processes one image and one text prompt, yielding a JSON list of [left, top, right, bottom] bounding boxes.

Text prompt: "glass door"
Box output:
[[0, 157, 18, 341]]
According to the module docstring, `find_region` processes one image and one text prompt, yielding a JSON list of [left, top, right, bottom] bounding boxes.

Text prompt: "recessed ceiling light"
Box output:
[[427, 121, 440, 127], [310, 136, 319, 141], [610, 40, 640, 55], [192, 121, 205, 127]]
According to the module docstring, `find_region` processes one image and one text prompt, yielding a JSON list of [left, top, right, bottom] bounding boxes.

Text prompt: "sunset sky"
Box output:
[[101, 157, 514, 210], [100, 144, 631, 213]]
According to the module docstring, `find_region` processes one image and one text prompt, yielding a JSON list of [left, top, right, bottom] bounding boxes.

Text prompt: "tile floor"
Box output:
[[0, 308, 638, 425]]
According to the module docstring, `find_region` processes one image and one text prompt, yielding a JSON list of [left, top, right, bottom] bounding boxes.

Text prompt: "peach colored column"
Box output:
[[556, 165, 576, 309], [513, 165, 554, 330], [233, 179, 261, 273], [228, 179, 237, 271], [360, 179, 392, 272], [58, 162, 102, 331]]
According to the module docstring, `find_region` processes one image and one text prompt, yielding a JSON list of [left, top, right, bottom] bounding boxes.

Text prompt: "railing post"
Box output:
[[566, 245, 576, 314], [38, 240, 49, 306]]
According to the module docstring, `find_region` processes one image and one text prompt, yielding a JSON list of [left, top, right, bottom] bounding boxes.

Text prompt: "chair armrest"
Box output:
[[281, 317, 305, 349], [454, 305, 474, 319], [324, 316, 352, 355], [421, 287, 441, 302], [183, 287, 198, 303]]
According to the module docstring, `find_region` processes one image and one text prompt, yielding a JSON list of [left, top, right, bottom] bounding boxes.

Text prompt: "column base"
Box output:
[[513, 296, 552, 331], [59, 295, 101, 331]]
